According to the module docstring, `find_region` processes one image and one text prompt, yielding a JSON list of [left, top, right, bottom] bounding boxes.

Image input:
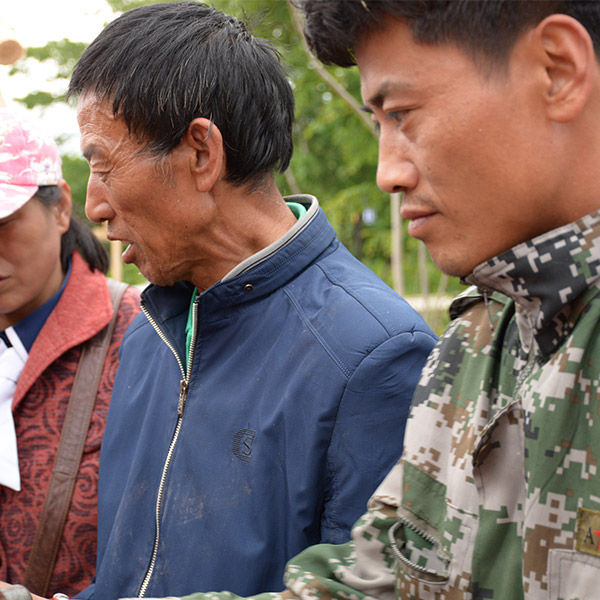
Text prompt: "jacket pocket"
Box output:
[[390, 517, 450, 584], [394, 461, 478, 597], [391, 503, 477, 598], [546, 549, 600, 600]]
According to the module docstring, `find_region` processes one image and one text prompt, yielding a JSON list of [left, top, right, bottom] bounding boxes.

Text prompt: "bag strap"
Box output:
[[24, 279, 128, 597]]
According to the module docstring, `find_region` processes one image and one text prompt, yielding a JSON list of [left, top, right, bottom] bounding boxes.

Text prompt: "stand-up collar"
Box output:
[[463, 209, 600, 356], [141, 196, 336, 339]]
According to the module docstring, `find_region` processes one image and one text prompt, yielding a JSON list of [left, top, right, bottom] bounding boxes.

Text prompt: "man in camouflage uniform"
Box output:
[[116, 1, 600, 599]]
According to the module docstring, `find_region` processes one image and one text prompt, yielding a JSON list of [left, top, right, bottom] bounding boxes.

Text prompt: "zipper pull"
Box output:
[[178, 379, 189, 417]]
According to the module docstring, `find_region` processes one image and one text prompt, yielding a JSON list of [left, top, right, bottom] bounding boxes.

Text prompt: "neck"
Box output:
[[189, 181, 297, 292]]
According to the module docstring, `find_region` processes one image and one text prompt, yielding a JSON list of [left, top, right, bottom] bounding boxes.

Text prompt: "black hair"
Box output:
[[67, 1, 294, 188], [34, 186, 109, 274], [298, 0, 600, 68]]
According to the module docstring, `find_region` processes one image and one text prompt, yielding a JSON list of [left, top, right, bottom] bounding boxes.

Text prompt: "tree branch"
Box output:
[[287, 1, 377, 138]]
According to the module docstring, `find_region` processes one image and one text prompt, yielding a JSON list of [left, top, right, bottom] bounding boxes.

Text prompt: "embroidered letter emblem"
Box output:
[[233, 428, 256, 463], [576, 507, 600, 557]]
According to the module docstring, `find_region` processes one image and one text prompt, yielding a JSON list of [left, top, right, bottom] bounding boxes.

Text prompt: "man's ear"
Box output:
[[535, 14, 596, 122], [184, 117, 226, 191], [55, 180, 73, 235]]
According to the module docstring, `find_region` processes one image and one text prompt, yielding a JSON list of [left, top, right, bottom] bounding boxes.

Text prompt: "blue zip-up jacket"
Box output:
[[79, 197, 437, 600]]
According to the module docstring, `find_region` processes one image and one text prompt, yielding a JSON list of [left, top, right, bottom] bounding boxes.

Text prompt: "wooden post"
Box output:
[[93, 223, 123, 282], [390, 192, 404, 295], [109, 239, 123, 282]]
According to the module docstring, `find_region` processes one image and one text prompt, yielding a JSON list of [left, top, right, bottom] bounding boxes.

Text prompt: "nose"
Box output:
[[376, 135, 418, 194], [85, 178, 115, 224]]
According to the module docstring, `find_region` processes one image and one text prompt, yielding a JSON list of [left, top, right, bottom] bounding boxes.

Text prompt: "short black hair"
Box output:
[[299, 0, 600, 68], [68, 1, 294, 188], [34, 186, 109, 274]]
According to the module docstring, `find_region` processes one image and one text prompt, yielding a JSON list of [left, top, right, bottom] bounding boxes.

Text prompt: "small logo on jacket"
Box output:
[[233, 428, 256, 462]]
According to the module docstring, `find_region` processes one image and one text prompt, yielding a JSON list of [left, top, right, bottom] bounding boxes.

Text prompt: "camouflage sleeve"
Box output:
[[280, 493, 398, 600], [129, 592, 284, 600]]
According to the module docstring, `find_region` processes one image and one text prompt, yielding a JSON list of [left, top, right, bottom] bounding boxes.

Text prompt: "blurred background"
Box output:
[[1, 0, 461, 333]]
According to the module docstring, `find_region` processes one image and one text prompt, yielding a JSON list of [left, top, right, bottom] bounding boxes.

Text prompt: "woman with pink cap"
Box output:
[[0, 108, 140, 598]]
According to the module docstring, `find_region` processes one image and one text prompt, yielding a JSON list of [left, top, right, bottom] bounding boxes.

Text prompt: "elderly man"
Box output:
[[54, 2, 435, 600], [110, 1, 600, 599]]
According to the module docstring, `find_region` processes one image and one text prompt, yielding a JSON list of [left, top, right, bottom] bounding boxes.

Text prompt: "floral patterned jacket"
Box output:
[[0, 252, 140, 597]]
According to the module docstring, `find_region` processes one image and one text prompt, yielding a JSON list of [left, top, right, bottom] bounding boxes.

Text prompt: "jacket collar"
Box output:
[[463, 209, 600, 356], [14, 252, 113, 406], [220, 194, 321, 282], [141, 196, 336, 343]]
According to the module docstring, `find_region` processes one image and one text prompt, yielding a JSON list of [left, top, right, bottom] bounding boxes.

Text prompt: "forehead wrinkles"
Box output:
[[80, 106, 143, 164], [80, 107, 174, 188]]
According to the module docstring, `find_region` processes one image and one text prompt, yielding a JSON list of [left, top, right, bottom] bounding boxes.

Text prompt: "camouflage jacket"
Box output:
[[145, 209, 600, 600]]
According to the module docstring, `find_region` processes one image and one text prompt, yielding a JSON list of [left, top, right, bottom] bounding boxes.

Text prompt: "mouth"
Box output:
[[400, 203, 440, 240], [120, 243, 135, 264], [106, 233, 135, 264], [400, 202, 437, 220]]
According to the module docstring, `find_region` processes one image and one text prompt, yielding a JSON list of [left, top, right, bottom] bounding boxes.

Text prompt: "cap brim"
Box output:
[[0, 183, 38, 218]]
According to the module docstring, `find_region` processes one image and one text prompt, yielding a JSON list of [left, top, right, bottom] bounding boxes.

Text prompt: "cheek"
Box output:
[[0, 234, 33, 272], [423, 119, 510, 205], [0, 242, 44, 311], [24, 233, 62, 281]]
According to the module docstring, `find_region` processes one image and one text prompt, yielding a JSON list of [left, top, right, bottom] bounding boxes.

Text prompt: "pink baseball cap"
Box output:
[[0, 107, 62, 219]]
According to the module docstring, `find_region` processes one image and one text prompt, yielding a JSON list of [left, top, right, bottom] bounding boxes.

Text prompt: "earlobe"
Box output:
[[185, 118, 225, 191], [536, 15, 596, 122]]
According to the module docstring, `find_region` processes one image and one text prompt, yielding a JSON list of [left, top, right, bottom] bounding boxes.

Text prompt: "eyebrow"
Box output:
[[363, 80, 414, 111]]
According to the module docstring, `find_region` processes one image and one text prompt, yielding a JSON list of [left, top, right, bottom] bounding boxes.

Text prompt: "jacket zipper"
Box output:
[[137, 298, 199, 597], [515, 353, 537, 393]]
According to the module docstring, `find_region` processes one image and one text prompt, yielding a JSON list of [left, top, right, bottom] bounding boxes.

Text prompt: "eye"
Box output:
[[89, 165, 111, 182], [0, 218, 14, 235], [0, 215, 15, 228], [386, 110, 409, 124]]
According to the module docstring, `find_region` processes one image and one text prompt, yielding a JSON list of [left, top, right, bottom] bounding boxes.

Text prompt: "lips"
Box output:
[[399, 204, 437, 221], [121, 243, 135, 264], [106, 231, 125, 244], [106, 232, 135, 264], [400, 204, 438, 230]]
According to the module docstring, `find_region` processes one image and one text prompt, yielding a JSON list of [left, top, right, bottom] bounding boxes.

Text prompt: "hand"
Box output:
[[0, 583, 47, 600], [0, 584, 32, 600]]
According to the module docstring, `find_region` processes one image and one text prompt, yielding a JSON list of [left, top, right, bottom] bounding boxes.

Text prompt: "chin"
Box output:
[[430, 252, 474, 279], [136, 265, 159, 286], [141, 269, 176, 288]]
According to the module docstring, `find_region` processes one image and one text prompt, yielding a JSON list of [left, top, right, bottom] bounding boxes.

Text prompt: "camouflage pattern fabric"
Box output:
[[149, 209, 600, 600]]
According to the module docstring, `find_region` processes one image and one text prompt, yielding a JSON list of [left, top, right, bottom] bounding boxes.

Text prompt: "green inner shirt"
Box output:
[[184, 201, 307, 370]]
